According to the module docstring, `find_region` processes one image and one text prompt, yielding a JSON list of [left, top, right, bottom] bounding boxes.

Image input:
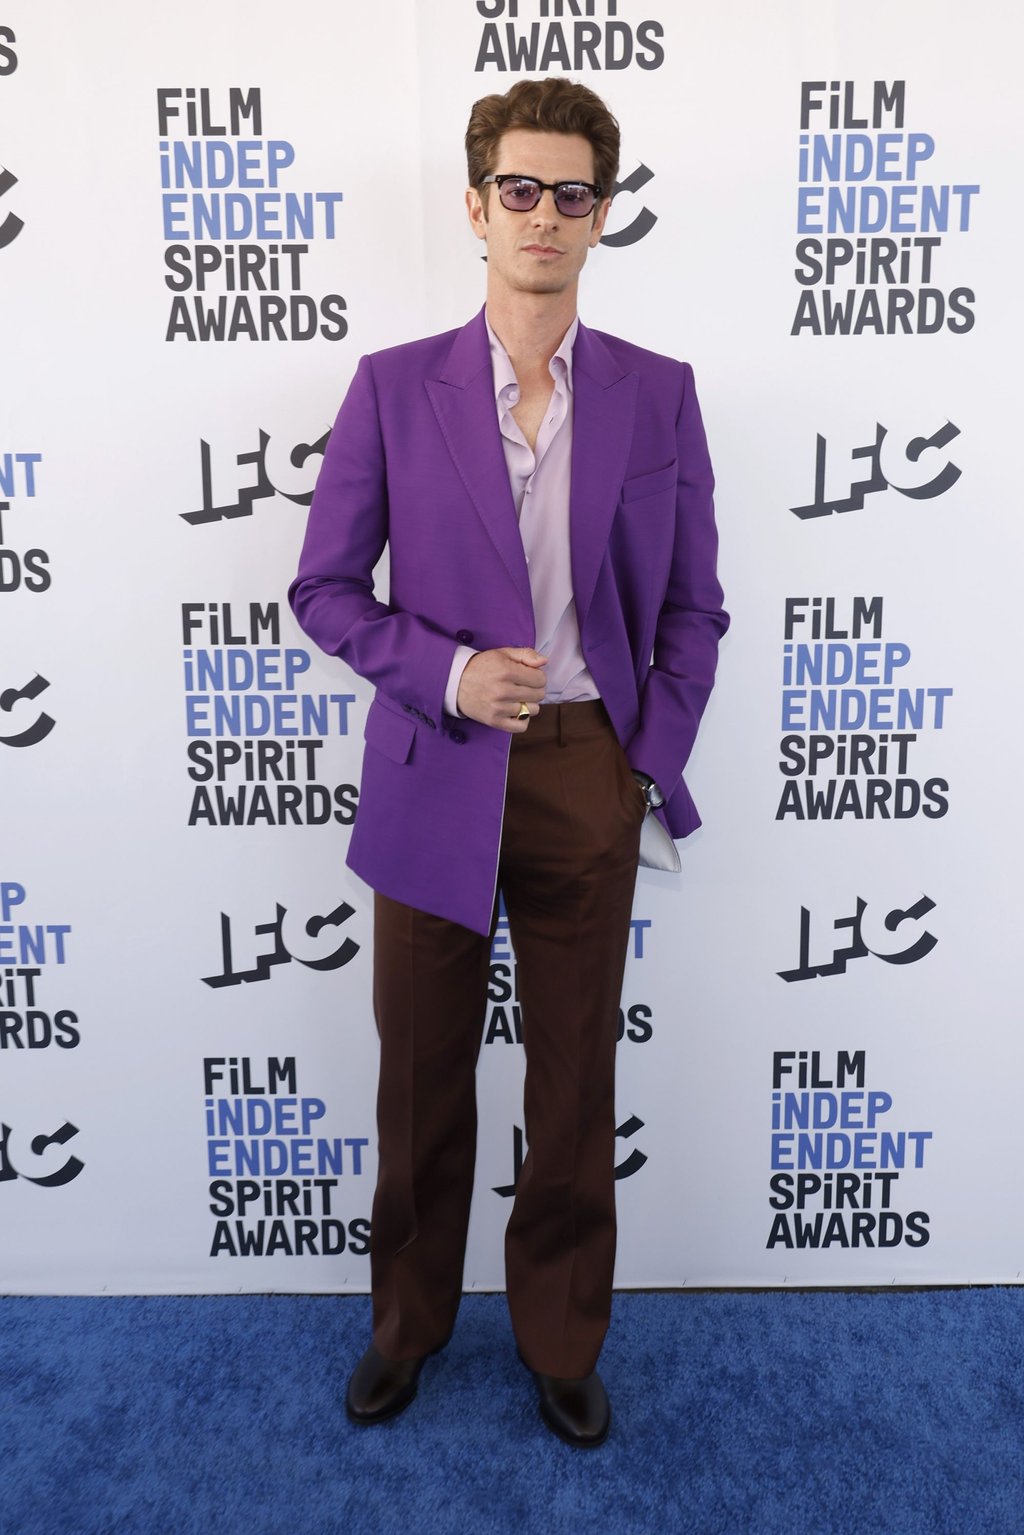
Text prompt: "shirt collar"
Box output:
[[485, 315, 579, 404]]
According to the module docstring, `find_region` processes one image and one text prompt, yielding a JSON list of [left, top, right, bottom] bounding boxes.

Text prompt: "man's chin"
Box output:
[[514, 273, 572, 296]]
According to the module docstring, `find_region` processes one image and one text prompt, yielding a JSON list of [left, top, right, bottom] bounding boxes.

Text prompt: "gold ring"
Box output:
[[516, 702, 531, 721]]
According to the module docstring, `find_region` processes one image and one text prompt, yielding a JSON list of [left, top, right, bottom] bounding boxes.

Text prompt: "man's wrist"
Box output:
[[632, 770, 665, 815], [445, 644, 478, 718]]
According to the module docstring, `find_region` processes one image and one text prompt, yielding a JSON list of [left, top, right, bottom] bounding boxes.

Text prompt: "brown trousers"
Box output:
[[369, 700, 644, 1378]]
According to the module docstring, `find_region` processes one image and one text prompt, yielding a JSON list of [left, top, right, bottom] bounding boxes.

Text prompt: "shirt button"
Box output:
[[456, 630, 474, 644], [450, 729, 467, 745]]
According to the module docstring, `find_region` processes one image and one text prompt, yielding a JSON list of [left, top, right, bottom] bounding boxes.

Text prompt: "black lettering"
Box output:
[[210, 1219, 238, 1254], [603, 20, 631, 68], [922, 778, 949, 818], [539, 22, 571, 69], [169, 293, 348, 343], [53, 1009, 80, 1048], [573, 21, 600, 67], [208, 1180, 234, 1216], [475, 22, 507, 70], [601, 162, 657, 249], [769, 1174, 794, 1210], [293, 1219, 319, 1254], [794, 239, 823, 286], [624, 1003, 653, 1043], [348, 1217, 371, 1256], [0, 165, 24, 248], [487, 962, 513, 1005], [877, 1211, 904, 1247], [333, 782, 358, 824], [635, 20, 665, 68], [778, 737, 805, 776], [946, 288, 974, 334], [164, 245, 193, 291], [850, 1211, 876, 1246], [485, 1005, 522, 1044], [22, 549, 50, 591], [766, 1212, 793, 1248], [320, 294, 348, 339], [820, 1212, 850, 1247], [0, 1010, 24, 1047], [904, 1211, 930, 1246], [0, 26, 17, 75], [790, 290, 821, 335], [0, 549, 20, 590], [505, 21, 540, 69]]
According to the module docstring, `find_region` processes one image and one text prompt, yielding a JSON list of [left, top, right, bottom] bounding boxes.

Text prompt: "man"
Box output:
[[289, 78, 728, 1448]]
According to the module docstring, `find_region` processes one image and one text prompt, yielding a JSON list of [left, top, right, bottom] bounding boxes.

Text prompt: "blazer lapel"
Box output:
[[425, 310, 533, 618], [569, 322, 637, 627]]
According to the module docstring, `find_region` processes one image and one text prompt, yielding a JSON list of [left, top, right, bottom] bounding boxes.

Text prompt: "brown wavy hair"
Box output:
[[466, 78, 620, 200]]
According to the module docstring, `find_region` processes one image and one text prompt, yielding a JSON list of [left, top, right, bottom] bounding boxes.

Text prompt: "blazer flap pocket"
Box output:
[[364, 700, 416, 765], [621, 462, 678, 504]]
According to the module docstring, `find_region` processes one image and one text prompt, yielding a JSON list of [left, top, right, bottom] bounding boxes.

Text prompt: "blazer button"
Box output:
[[449, 729, 467, 745], [456, 630, 474, 645]]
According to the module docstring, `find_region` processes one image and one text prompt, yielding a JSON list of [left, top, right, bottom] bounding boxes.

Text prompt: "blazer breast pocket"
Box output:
[[364, 699, 416, 765], [620, 462, 678, 506]]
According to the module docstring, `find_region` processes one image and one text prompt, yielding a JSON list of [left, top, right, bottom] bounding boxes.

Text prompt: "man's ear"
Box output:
[[589, 195, 612, 248], [466, 185, 488, 242]]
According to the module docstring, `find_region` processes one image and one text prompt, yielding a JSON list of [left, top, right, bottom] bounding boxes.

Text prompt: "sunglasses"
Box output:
[[481, 174, 603, 218]]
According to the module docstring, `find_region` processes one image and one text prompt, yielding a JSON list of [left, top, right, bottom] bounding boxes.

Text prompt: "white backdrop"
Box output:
[[2, 0, 1021, 1293]]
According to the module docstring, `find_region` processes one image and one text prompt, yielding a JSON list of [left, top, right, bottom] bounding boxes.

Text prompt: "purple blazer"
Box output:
[[289, 309, 728, 934]]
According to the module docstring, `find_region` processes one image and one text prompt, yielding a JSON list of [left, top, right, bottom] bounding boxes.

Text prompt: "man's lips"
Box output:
[[520, 243, 564, 256]]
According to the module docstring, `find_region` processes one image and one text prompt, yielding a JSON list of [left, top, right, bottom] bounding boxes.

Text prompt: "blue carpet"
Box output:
[[2, 1290, 1022, 1535]]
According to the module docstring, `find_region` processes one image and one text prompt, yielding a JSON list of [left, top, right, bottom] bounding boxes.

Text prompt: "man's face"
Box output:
[[466, 128, 611, 300]]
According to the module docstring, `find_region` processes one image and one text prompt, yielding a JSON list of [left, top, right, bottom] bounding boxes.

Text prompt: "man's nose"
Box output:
[[530, 191, 560, 223]]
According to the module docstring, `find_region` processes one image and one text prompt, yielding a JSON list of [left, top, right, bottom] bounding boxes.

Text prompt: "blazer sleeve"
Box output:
[[625, 363, 729, 799], [288, 354, 458, 725]]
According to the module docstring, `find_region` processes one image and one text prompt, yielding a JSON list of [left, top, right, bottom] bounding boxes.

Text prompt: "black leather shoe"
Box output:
[[533, 1370, 611, 1448], [345, 1343, 426, 1424]]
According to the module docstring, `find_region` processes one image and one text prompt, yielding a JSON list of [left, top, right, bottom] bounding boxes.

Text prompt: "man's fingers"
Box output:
[[504, 673, 547, 697], [488, 698, 541, 733], [503, 647, 548, 668], [498, 659, 547, 691], [455, 646, 548, 729], [500, 711, 535, 734]]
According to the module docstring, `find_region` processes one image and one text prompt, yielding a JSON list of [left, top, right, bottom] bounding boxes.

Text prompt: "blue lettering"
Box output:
[[891, 186, 917, 232], [797, 186, 823, 233], [184, 692, 354, 736], [770, 1128, 933, 1170], [630, 918, 651, 959], [160, 189, 342, 241], [0, 452, 41, 496]]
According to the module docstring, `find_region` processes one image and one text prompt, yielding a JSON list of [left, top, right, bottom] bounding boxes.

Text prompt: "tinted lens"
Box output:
[[498, 177, 542, 211], [553, 183, 596, 217]]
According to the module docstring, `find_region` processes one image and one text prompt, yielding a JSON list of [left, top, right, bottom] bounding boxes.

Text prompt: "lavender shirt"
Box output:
[[443, 315, 599, 716]]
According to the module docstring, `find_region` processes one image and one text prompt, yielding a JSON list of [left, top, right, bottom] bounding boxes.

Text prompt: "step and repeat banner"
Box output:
[[2, 1, 1020, 1293]]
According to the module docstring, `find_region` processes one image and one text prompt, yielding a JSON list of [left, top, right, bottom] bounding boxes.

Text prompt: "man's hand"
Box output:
[[456, 647, 548, 733]]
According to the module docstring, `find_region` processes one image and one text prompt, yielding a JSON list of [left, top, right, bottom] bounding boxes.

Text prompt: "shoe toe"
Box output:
[[534, 1370, 610, 1447], [346, 1344, 424, 1424]]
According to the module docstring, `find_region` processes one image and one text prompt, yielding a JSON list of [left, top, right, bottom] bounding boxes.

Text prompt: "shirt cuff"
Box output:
[[444, 645, 478, 718]]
